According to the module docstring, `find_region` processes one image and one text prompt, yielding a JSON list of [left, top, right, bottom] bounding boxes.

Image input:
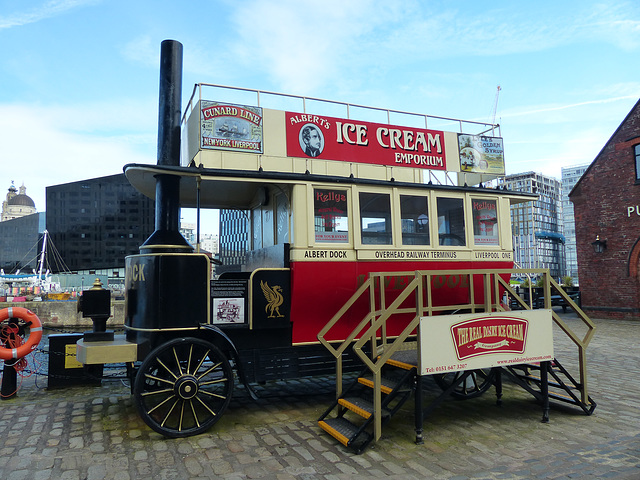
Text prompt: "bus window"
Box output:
[[252, 208, 262, 249], [437, 197, 466, 246], [314, 188, 349, 243], [360, 192, 392, 245], [472, 198, 499, 246], [276, 192, 289, 244], [400, 195, 430, 245]]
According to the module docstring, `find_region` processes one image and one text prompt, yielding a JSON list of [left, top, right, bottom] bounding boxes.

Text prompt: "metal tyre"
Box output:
[[134, 337, 234, 437], [433, 368, 495, 399]]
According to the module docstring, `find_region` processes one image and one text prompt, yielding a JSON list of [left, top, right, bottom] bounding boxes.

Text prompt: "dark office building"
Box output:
[[46, 174, 155, 272], [0, 212, 46, 272]]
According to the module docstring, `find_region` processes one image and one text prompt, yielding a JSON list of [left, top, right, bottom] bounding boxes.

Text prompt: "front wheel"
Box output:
[[134, 337, 234, 437], [433, 368, 495, 399]]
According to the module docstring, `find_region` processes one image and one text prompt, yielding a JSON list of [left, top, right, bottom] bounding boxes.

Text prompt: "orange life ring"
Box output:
[[0, 307, 43, 360]]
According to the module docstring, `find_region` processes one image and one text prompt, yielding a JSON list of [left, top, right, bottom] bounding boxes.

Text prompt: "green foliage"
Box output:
[[562, 275, 574, 288], [535, 276, 545, 288]]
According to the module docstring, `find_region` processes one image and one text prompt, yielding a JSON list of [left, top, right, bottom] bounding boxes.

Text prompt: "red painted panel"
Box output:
[[289, 260, 513, 344]]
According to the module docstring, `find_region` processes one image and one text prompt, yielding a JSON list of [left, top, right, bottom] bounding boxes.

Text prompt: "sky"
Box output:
[[2, 0, 640, 219]]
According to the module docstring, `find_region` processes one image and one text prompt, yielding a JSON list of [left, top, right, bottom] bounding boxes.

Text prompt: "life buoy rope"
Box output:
[[0, 307, 43, 361]]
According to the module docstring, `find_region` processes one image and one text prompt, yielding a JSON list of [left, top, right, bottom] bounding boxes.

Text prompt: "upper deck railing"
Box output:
[[183, 83, 501, 137], [180, 83, 506, 188]]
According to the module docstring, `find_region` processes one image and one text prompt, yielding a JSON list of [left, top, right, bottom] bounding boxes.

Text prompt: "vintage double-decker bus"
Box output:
[[72, 42, 595, 450]]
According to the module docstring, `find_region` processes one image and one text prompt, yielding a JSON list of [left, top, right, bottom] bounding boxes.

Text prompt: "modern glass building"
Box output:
[[219, 209, 249, 273], [0, 212, 45, 272], [561, 164, 590, 283], [499, 172, 565, 279], [45, 174, 155, 280]]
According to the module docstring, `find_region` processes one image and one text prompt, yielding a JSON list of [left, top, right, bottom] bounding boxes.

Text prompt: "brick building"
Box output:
[[570, 99, 640, 320]]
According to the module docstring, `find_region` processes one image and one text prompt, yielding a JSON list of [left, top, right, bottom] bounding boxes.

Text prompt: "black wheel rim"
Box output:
[[134, 337, 234, 437], [434, 368, 495, 399]]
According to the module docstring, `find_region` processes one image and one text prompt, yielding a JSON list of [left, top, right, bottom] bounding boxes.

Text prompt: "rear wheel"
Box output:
[[434, 368, 495, 399], [134, 337, 234, 437]]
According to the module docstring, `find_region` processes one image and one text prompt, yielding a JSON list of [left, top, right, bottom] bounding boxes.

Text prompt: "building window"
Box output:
[[635, 144, 640, 181]]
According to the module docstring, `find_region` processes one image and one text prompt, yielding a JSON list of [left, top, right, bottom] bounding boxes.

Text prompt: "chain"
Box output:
[[1, 325, 133, 382], [41, 325, 126, 335]]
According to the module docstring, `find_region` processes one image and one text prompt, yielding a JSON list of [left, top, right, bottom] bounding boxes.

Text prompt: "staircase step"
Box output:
[[387, 350, 418, 370], [548, 390, 582, 403], [338, 396, 392, 420], [319, 417, 368, 447], [339, 397, 373, 419], [513, 373, 574, 391], [358, 374, 409, 394]]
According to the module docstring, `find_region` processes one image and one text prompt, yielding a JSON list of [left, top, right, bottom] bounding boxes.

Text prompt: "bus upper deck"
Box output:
[[123, 83, 537, 346], [126, 82, 535, 263]]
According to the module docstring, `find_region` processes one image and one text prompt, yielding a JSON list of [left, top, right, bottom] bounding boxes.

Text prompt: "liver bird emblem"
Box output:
[[260, 280, 285, 318]]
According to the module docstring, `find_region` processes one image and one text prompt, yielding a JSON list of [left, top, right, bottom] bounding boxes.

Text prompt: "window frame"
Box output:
[[358, 190, 394, 246], [310, 185, 351, 246], [635, 143, 640, 182], [435, 194, 468, 248], [470, 196, 501, 247], [398, 192, 431, 247]]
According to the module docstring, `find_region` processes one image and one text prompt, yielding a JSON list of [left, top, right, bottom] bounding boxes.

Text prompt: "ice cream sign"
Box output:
[[451, 316, 527, 360], [419, 310, 554, 375]]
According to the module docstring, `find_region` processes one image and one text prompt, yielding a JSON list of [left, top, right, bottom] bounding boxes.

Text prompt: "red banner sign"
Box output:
[[286, 112, 447, 170], [451, 316, 528, 360]]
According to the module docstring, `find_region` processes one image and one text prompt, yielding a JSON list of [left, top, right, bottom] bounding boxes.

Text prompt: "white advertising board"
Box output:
[[419, 310, 554, 376]]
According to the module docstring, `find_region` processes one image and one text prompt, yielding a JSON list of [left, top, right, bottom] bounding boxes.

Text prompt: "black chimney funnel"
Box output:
[[141, 40, 192, 252]]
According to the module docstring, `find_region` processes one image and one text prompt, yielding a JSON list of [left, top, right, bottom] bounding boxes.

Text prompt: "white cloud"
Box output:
[[0, 0, 99, 29], [214, 0, 639, 102], [0, 103, 155, 212], [227, 0, 394, 93], [352, 1, 640, 63], [502, 95, 640, 123], [122, 35, 158, 68]]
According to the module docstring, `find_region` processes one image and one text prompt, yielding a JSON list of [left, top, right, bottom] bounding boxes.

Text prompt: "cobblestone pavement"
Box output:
[[0, 310, 639, 479]]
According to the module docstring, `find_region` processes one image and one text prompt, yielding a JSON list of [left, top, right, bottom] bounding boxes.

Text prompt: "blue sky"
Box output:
[[2, 0, 640, 214]]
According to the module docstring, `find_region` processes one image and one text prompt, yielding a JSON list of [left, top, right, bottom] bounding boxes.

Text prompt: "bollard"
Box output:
[[77, 279, 113, 342]]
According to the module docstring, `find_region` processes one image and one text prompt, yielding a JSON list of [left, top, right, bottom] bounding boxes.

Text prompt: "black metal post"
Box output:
[[157, 40, 183, 168], [141, 39, 192, 252], [414, 374, 424, 444], [1, 362, 17, 399], [495, 367, 503, 406], [541, 360, 550, 423], [1, 318, 19, 399]]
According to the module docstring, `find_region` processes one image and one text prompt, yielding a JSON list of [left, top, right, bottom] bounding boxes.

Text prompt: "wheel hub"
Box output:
[[175, 375, 199, 400]]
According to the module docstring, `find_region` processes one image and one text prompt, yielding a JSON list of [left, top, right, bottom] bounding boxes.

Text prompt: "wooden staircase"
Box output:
[[318, 355, 416, 454], [505, 359, 597, 415], [317, 269, 598, 452]]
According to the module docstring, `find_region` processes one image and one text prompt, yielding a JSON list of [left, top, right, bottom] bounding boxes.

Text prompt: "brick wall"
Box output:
[[571, 99, 640, 320]]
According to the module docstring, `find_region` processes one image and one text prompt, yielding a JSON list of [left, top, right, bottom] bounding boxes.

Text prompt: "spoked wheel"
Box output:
[[434, 368, 496, 399], [134, 337, 234, 437]]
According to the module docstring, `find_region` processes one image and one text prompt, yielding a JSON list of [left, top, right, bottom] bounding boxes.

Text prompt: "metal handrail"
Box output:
[[317, 268, 596, 441], [495, 271, 596, 403], [183, 83, 500, 135]]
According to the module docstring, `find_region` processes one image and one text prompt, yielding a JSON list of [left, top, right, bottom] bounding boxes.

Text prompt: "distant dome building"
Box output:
[[1, 182, 36, 221]]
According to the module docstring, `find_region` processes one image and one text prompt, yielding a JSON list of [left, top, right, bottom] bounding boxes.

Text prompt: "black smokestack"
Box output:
[[141, 40, 192, 252]]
